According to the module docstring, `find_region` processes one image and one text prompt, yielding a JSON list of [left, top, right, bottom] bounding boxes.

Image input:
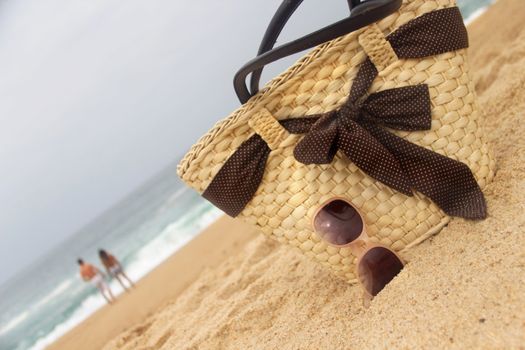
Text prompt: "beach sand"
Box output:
[[49, 1, 525, 349]]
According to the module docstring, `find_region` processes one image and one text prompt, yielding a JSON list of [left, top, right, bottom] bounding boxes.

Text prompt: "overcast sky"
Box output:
[[0, 0, 348, 284]]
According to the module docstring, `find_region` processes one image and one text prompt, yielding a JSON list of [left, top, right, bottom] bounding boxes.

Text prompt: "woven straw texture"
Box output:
[[178, 0, 495, 283]]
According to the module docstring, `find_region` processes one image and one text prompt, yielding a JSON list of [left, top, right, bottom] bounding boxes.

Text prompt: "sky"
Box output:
[[0, 0, 347, 284]]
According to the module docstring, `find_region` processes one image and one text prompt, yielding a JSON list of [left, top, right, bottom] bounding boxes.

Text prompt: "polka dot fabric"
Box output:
[[202, 6, 485, 220], [388, 6, 468, 59], [293, 85, 429, 197], [203, 134, 270, 217], [364, 124, 487, 219]]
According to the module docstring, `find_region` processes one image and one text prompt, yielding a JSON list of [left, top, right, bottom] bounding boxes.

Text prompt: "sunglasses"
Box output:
[[312, 198, 404, 297]]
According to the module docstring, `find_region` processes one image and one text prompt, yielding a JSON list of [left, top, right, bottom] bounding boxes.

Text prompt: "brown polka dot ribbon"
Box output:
[[203, 7, 487, 219]]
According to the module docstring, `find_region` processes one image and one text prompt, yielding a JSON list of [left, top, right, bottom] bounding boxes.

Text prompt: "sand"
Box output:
[[50, 1, 525, 349]]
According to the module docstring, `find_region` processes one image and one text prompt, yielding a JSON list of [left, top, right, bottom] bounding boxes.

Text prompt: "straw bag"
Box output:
[[178, 0, 495, 283]]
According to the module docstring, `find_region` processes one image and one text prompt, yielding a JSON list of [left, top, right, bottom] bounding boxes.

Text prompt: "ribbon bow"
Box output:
[[294, 85, 431, 195], [202, 7, 487, 219]]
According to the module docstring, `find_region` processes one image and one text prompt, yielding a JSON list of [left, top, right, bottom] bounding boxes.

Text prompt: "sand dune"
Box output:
[[51, 0, 525, 349]]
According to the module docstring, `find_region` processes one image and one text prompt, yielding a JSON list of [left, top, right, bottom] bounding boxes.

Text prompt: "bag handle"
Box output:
[[249, 0, 351, 97], [234, 0, 402, 104]]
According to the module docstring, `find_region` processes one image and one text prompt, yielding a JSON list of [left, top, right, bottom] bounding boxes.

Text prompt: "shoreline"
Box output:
[[46, 216, 258, 350], [464, 0, 495, 25], [30, 204, 223, 350]]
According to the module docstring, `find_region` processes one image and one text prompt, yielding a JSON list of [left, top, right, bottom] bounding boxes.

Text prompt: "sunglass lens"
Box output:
[[358, 247, 403, 296], [313, 199, 363, 246]]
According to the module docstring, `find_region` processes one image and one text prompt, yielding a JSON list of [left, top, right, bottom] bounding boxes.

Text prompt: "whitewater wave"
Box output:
[[464, 0, 494, 25], [29, 293, 106, 350], [33, 279, 74, 310], [27, 203, 222, 350], [126, 203, 223, 281], [0, 311, 29, 336]]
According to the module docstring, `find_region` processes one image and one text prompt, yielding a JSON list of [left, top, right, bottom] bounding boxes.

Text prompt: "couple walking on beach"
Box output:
[[78, 249, 134, 304]]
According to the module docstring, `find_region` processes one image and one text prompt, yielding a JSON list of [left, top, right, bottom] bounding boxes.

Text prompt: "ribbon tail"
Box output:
[[338, 120, 412, 195], [349, 59, 378, 101], [365, 124, 487, 219], [280, 117, 320, 134], [202, 134, 270, 217]]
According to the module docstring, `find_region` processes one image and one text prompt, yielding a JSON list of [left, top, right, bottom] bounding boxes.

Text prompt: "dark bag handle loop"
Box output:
[[249, 0, 350, 97], [234, 0, 402, 104]]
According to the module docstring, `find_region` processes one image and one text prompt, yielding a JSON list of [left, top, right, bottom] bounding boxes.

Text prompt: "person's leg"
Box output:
[[107, 285, 115, 301], [97, 285, 113, 304], [119, 271, 135, 287], [102, 281, 115, 302], [115, 275, 129, 291]]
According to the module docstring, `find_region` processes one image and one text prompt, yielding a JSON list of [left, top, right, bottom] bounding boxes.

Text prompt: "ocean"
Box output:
[[0, 162, 223, 350], [0, 1, 494, 349]]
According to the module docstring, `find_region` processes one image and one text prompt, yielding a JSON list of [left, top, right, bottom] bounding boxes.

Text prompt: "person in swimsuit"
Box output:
[[98, 249, 134, 291], [77, 258, 115, 304]]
